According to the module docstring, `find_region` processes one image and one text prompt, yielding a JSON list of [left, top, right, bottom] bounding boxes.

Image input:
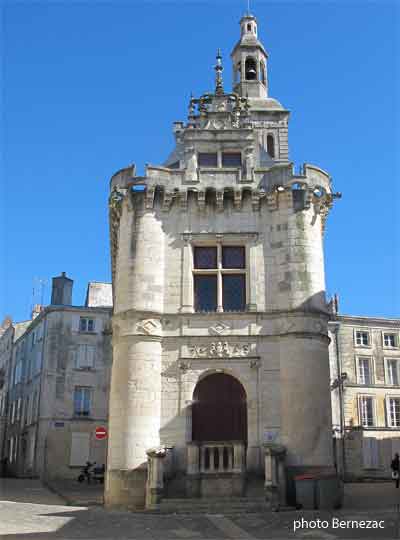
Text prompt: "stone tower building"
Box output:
[[106, 14, 341, 510]]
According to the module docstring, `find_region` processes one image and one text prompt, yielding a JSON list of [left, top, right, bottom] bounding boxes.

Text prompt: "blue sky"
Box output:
[[2, 0, 399, 322]]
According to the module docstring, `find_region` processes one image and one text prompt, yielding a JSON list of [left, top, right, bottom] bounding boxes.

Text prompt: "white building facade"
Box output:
[[330, 315, 400, 480]]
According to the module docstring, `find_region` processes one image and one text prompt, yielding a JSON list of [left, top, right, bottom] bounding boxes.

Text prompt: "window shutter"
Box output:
[[76, 345, 84, 368], [357, 396, 363, 426], [386, 397, 391, 427], [371, 438, 379, 468], [86, 346, 95, 368], [363, 438, 379, 468], [74, 345, 85, 369], [73, 316, 81, 332], [363, 438, 372, 468], [69, 432, 90, 466]]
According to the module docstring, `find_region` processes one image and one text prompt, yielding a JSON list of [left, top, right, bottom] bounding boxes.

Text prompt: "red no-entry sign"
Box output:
[[95, 426, 107, 440]]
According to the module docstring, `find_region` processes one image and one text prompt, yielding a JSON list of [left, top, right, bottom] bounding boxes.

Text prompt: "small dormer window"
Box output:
[[245, 57, 257, 81]]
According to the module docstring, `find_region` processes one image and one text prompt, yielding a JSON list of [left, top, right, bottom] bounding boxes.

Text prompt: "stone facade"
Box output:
[[2, 274, 112, 479], [329, 315, 400, 480], [0, 317, 31, 474], [106, 14, 340, 510]]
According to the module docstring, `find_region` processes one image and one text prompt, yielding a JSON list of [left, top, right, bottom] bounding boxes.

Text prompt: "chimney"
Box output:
[[51, 272, 73, 306]]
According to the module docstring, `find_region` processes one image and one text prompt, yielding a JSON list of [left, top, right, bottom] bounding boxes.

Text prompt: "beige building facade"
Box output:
[[2, 274, 112, 479], [106, 14, 341, 510], [330, 315, 400, 480]]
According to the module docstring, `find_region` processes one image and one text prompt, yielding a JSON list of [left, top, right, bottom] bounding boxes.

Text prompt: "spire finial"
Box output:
[[188, 92, 195, 117], [214, 48, 224, 95]]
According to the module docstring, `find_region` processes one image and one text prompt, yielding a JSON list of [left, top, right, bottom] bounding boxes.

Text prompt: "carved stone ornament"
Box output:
[[209, 322, 231, 336], [108, 186, 126, 212], [178, 360, 191, 372], [250, 358, 261, 369], [188, 341, 250, 358], [136, 319, 162, 335], [146, 447, 167, 458]]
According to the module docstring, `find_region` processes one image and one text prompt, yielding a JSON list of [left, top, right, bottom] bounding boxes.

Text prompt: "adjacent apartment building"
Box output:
[[0, 317, 30, 473], [330, 315, 400, 480], [2, 273, 112, 479]]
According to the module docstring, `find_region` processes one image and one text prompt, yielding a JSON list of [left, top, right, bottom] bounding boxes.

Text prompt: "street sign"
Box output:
[[95, 426, 107, 440]]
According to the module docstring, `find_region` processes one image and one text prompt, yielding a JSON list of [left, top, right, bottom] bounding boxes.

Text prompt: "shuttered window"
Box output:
[[74, 387, 91, 417], [69, 432, 90, 466], [387, 397, 400, 427], [386, 359, 400, 385], [76, 345, 95, 369], [359, 396, 374, 427], [357, 357, 372, 385]]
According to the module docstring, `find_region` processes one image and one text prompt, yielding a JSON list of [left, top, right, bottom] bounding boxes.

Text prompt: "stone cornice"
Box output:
[[331, 315, 400, 328], [112, 308, 330, 321]]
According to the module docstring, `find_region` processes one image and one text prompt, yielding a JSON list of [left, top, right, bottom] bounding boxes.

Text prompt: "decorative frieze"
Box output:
[[187, 341, 252, 358]]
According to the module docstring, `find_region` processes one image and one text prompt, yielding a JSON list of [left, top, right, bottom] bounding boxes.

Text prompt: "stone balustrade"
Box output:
[[187, 441, 246, 475]]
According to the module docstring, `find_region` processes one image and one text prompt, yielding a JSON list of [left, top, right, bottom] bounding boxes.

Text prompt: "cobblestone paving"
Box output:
[[2, 480, 400, 540]]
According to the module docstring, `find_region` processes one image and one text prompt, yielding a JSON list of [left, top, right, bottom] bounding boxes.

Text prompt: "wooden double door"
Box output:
[[192, 373, 247, 443]]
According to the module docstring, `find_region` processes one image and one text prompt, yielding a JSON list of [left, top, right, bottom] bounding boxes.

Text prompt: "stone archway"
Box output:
[[192, 372, 247, 443]]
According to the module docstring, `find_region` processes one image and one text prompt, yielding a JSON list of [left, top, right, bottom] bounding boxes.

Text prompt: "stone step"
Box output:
[[158, 497, 268, 514]]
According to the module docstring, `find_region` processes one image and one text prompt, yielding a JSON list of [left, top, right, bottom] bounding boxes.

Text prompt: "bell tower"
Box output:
[[231, 14, 268, 98], [105, 10, 341, 511]]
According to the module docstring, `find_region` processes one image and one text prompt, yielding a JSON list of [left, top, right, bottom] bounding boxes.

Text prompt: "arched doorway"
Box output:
[[192, 373, 247, 442]]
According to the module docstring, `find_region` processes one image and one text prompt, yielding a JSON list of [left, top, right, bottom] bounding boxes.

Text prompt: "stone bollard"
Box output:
[[263, 443, 287, 509], [145, 447, 167, 509]]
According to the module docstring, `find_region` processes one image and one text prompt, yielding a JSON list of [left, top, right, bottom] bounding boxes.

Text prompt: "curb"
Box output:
[[43, 480, 104, 507]]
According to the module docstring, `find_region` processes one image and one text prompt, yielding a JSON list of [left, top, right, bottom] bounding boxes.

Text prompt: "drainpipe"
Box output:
[[333, 321, 346, 480]]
